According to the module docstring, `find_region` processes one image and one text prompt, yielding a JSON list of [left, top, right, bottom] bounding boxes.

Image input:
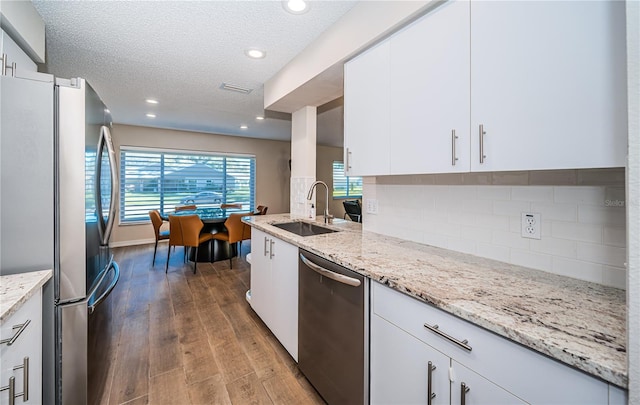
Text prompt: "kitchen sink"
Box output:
[[272, 221, 339, 237]]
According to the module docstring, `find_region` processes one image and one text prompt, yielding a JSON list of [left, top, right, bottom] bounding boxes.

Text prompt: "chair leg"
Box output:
[[166, 244, 171, 273], [193, 246, 198, 274], [152, 240, 158, 266]]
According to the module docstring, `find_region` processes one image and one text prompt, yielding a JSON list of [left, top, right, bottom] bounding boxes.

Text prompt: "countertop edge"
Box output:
[[243, 215, 627, 388], [0, 269, 53, 323]]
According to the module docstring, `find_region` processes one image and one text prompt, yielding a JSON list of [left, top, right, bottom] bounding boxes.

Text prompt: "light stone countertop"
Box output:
[[1, 270, 52, 323], [243, 214, 627, 388]]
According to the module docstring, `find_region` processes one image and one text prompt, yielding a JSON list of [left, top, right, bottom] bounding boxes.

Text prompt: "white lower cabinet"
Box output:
[[0, 289, 42, 405], [249, 228, 299, 361], [370, 282, 616, 405]]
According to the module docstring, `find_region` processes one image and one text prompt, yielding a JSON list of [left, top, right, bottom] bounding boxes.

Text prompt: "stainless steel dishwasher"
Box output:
[[298, 249, 369, 405]]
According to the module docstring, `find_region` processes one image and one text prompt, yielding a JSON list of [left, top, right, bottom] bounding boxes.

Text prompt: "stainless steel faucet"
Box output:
[[307, 180, 333, 223]]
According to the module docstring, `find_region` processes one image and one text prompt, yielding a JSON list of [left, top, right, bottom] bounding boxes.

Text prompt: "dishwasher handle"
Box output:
[[300, 253, 361, 287]]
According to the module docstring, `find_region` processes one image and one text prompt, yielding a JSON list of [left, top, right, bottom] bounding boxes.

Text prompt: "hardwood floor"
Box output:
[[90, 243, 326, 405]]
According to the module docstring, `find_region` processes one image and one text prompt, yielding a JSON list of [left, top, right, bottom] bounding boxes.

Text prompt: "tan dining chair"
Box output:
[[166, 214, 214, 274], [211, 212, 252, 269], [175, 204, 197, 212], [255, 205, 268, 215], [221, 203, 242, 210], [149, 210, 169, 266]]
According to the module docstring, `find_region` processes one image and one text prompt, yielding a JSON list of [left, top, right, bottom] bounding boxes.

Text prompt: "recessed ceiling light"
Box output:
[[146, 98, 159, 104], [256, 116, 264, 120], [240, 125, 248, 130], [245, 49, 266, 59], [146, 113, 156, 118], [282, 0, 309, 14]]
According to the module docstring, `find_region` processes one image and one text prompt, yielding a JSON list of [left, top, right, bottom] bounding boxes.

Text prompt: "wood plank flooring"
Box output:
[[90, 243, 326, 405]]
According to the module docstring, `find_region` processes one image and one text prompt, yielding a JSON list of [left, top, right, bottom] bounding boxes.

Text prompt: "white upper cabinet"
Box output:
[[343, 0, 627, 176], [344, 41, 391, 177], [470, 0, 627, 171], [389, 0, 471, 174]]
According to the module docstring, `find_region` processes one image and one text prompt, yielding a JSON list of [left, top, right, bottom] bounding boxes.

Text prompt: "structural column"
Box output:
[[290, 106, 317, 218]]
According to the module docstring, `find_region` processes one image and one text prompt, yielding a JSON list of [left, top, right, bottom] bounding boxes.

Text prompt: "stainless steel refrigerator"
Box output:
[[1, 69, 119, 404]]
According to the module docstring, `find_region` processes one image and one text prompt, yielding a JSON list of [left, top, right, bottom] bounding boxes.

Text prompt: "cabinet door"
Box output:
[[389, 0, 470, 175], [270, 238, 299, 361], [249, 228, 273, 326], [470, 0, 627, 171], [451, 361, 527, 405], [344, 41, 391, 176], [371, 314, 450, 405]]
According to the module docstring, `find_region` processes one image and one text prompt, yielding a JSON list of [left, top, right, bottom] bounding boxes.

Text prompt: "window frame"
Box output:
[[332, 161, 362, 200], [119, 146, 256, 224]]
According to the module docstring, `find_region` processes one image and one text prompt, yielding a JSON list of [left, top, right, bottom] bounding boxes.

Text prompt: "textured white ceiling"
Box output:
[[32, 0, 355, 147]]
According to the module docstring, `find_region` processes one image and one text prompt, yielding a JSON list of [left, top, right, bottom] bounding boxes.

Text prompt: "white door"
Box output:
[[344, 41, 391, 176], [370, 314, 450, 405], [451, 361, 527, 405], [470, 0, 627, 171], [249, 229, 273, 326], [269, 238, 299, 361], [389, 0, 471, 174]]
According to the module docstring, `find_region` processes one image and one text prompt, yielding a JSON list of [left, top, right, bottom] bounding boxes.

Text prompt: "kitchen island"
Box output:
[[243, 214, 626, 390]]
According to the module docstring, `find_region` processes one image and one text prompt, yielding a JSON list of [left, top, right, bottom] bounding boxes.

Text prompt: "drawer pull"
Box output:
[[0, 319, 31, 346], [461, 382, 470, 405], [13, 357, 29, 401], [424, 323, 472, 352], [0, 376, 15, 405], [427, 361, 436, 405]]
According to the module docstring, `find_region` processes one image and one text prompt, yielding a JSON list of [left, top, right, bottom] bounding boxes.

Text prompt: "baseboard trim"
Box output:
[[110, 238, 164, 248]]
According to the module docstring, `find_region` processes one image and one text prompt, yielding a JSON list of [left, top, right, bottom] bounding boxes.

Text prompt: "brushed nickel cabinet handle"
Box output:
[[0, 376, 16, 405], [269, 239, 275, 259], [479, 124, 486, 164], [451, 129, 459, 166], [424, 323, 472, 352], [0, 319, 31, 346], [427, 361, 436, 405], [13, 357, 29, 401], [461, 382, 470, 405], [264, 237, 270, 256]]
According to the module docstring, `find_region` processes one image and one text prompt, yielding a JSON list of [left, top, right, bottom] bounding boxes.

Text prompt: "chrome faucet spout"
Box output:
[[307, 181, 332, 223]]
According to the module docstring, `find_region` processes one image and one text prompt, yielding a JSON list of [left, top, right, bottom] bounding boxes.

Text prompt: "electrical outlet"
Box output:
[[521, 212, 541, 239], [366, 199, 378, 215]]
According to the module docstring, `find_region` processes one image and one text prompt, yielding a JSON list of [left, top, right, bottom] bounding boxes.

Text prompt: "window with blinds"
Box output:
[[332, 161, 362, 199], [120, 147, 256, 223]]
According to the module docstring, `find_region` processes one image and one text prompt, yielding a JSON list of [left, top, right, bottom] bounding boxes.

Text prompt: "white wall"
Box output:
[[363, 169, 626, 289]]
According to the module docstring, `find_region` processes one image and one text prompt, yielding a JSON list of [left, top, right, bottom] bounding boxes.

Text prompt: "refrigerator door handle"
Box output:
[[87, 259, 119, 314], [96, 125, 118, 246]]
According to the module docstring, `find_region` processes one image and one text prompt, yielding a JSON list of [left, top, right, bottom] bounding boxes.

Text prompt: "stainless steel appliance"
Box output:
[[298, 249, 369, 405], [1, 68, 119, 404]]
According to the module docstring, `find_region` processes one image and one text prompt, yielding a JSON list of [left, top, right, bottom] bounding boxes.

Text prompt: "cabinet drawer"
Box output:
[[372, 282, 608, 404]]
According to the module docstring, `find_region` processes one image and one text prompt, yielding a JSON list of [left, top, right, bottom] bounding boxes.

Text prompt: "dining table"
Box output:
[[162, 207, 247, 263]]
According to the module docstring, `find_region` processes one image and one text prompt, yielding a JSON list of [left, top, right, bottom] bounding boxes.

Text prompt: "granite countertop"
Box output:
[[0, 270, 53, 323], [243, 214, 627, 388]]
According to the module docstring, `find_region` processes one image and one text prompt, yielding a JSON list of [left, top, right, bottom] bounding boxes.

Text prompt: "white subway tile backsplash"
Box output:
[[577, 242, 626, 267], [511, 186, 554, 202], [604, 227, 626, 247], [578, 206, 626, 226], [555, 186, 605, 205], [552, 257, 604, 284], [493, 200, 531, 216], [364, 182, 626, 288], [510, 250, 553, 272], [551, 222, 603, 244], [530, 202, 578, 222]]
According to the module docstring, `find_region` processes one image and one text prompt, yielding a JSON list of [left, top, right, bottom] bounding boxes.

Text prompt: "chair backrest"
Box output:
[[149, 210, 164, 239], [175, 204, 197, 212], [256, 205, 268, 215], [221, 203, 243, 210], [168, 214, 204, 248], [343, 200, 362, 223], [224, 212, 252, 243]]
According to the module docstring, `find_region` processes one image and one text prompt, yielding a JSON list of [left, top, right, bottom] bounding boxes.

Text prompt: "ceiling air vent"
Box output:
[[220, 82, 253, 94]]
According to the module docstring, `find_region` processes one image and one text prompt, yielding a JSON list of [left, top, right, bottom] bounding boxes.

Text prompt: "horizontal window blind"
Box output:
[[120, 148, 255, 223], [332, 161, 362, 199]]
